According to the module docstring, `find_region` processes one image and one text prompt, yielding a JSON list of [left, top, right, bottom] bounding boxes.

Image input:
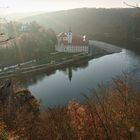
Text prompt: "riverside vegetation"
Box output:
[[0, 75, 139, 140], [1, 8, 140, 70], [0, 8, 140, 140], [0, 22, 57, 70]]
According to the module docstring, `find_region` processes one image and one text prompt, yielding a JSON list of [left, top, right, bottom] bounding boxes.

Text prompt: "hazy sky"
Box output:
[[0, 0, 139, 14]]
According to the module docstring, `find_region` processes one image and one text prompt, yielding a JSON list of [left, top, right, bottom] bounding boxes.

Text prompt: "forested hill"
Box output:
[[20, 8, 140, 39]]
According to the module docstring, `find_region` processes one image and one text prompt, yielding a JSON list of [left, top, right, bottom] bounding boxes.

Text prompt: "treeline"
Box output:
[[21, 8, 140, 40], [0, 76, 140, 139], [0, 22, 57, 69]]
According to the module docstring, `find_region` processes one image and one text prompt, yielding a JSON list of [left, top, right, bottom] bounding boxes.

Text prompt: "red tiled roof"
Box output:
[[58, 32, 67, 37], [63, 35, 88, 46]]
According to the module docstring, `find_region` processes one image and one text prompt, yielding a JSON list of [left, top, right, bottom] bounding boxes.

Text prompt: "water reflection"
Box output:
[[18, 69, 57, 87], [19, 49, 140, 108], [19, 60, 89, 87], [68, 67, 72, 81]]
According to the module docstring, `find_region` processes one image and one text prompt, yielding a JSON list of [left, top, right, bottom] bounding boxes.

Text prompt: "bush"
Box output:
[[0, 76, 140, 140]]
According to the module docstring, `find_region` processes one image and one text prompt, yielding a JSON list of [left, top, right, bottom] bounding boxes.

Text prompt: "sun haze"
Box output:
[[0, 0, 139, 14]]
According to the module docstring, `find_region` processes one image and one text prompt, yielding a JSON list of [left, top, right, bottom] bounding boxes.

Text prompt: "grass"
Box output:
[[36, 52, 77, 64]]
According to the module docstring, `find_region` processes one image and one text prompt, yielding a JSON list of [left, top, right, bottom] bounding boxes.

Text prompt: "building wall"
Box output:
[[67, 32, 72, 44], [55, 45, 89, 53], [56, 34, 89, 53]]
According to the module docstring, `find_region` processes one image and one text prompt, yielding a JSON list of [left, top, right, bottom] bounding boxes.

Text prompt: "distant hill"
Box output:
[[0, 11, 45, 21], [20, 8, 140, 39]]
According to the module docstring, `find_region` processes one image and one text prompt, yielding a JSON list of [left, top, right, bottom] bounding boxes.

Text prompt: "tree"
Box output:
[[0, 29, 14, 70], [123, 2, 140, 40], [124, 2, 140, 9]]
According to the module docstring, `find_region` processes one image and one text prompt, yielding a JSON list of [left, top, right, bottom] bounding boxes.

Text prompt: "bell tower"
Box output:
[[67, 27, 72, 45]]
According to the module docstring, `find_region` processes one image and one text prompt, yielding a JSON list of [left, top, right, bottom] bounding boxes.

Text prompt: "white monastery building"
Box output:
[[55, 28, 89, 53]]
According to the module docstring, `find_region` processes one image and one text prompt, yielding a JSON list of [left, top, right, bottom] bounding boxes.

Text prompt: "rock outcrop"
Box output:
[[0, 79, 39, 112]]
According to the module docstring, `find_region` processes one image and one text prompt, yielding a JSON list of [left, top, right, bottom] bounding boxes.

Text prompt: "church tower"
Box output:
[[67, 27, 72, 45]]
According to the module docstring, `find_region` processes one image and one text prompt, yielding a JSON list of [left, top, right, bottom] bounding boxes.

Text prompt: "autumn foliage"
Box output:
[[0, 76, 140, 140]]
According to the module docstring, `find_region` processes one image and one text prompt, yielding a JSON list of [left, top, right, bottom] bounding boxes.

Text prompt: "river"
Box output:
[[22, 44, 140, 108]]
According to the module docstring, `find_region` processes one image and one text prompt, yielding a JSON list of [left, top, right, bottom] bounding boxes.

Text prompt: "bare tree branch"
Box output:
[[123, 2, 140, 9]]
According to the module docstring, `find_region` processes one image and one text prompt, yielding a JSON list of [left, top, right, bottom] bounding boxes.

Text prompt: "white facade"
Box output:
[[55, 44, 89, 53], [56, 30, 89, 53], [67, 31, 72, 44]]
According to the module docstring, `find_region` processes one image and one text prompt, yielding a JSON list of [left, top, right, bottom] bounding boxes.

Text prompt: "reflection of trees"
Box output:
[[72, 60, 89, 70], [17, 69, 56, 86], [60, 68, 68, 75], [77, 61, 89, 69], [59, 60, 89, 81], [18, 59, 89, 86], [68, 67, 72, 81]]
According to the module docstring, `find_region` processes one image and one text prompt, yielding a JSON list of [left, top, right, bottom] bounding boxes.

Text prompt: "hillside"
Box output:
[[0, 22, 57, 68], [0, 76, 140, 140], [20, 8, 140, 39]]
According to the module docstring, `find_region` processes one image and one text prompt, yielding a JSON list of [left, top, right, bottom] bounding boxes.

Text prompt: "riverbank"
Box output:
[[92, 37, 140, 53], [0, 39, 124, 80], [89, 40, 122, 53], [0, 43, 114, 79]]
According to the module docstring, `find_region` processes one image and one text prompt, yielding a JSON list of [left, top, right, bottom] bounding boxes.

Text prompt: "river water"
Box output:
[[24, 47, 140, 108]]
